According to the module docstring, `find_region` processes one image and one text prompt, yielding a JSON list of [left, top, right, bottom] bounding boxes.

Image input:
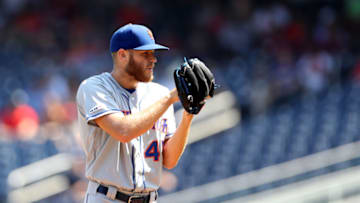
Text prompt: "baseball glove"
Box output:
[[174, 58, 216, 114]]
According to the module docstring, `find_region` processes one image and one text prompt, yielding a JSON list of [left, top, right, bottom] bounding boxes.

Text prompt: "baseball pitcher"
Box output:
[[76, 23, 215, 203]]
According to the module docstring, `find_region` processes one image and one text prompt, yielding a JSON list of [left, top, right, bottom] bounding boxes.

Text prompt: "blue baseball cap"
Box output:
[[110, 23, 169, 52]]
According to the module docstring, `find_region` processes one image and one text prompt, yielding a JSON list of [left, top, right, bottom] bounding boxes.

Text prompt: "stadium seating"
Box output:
[[0, 138, 59, 201], [160, 81, 360, 196]]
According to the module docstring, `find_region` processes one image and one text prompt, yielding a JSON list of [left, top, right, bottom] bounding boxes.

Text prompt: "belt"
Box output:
[[96, 185, 151, 203]]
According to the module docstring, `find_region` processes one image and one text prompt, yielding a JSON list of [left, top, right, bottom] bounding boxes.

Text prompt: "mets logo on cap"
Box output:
[[147, 30, 154, 41]]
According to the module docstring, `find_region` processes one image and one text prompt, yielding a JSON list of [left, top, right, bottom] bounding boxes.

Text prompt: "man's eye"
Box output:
[[143, 53, 153, 57]]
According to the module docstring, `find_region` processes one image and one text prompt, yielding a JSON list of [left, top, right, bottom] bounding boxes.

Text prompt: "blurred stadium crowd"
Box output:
[[1, 0, 360, 202]]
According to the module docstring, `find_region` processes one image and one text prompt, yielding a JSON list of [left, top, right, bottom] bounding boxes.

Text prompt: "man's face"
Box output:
[[125, 50, 157, 82]]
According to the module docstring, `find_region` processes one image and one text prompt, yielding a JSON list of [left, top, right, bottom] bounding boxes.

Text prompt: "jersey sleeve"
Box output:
[[76, 78, 123, 125]]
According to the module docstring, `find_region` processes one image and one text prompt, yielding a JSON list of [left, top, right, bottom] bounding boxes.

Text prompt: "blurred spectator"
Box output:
[[1, 103, 39, 139], [297, 50, 335, 94]]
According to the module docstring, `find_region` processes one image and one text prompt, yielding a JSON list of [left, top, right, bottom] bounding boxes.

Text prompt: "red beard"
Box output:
[[125, 54, 153, 82]]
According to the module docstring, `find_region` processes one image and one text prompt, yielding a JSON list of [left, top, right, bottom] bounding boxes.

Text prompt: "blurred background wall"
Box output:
[[1, 0, 360, 202]]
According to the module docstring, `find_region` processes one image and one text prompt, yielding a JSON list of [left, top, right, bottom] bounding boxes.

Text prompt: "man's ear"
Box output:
[[117, 49, 128, 59], [116, 49, 125, 59], [112, 49, 129, 66], [116, 49, 131, 67]]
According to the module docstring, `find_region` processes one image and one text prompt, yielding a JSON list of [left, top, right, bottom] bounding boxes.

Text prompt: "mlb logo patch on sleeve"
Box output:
[[89, 105, 102, 114]]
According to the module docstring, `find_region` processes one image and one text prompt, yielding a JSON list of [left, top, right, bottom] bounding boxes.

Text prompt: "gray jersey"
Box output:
[[76, 72, 176, 192]]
